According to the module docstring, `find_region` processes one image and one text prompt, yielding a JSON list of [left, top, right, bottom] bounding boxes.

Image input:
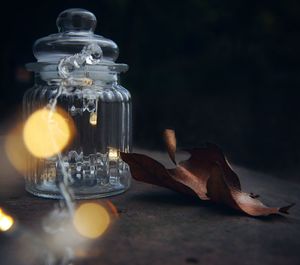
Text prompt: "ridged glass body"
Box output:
[[23, 72, 132, 199]]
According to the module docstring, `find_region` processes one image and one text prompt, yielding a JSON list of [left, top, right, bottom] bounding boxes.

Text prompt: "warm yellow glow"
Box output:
[[5, 123, 35, 175], [83, 78, 93, 86], [0, 208, 14, 232], [23, 108, 73, 158], [73, 203, 110, 239], [89, 112, 97, 126], [108, 148, 119, 161]]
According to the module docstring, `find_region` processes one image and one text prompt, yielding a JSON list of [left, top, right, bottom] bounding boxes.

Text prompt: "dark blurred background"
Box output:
[[1, 0, 300, 178]]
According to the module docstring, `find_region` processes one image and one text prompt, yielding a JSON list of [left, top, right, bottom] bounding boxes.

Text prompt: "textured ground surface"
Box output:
[[0, 146, 300, 265]]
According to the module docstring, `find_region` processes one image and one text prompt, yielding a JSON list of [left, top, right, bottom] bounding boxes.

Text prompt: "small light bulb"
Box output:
[[108, 148, 119, 161], [89, 112, 97, 126], [83, 78, 93, 86]]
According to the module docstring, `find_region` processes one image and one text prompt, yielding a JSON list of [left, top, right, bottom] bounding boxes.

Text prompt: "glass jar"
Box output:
[[23, 9, 132, 199]]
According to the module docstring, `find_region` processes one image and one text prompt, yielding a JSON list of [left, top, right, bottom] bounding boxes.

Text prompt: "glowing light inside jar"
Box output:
[[89, 112, 97, 126], [108, 148, 119, 160]]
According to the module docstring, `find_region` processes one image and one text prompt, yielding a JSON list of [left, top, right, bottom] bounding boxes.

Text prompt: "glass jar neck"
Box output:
[[35, 70, 120, 87]]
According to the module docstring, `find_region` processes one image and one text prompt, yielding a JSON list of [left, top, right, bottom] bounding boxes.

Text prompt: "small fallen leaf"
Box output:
[[121, 129, 294, 217]]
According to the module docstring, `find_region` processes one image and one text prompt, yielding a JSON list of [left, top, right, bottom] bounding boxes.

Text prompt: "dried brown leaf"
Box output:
[[120, 152, 196, 197], [207, 163, 295, 216], [121, 129, 294, 216], [167, 143, 241, 200]]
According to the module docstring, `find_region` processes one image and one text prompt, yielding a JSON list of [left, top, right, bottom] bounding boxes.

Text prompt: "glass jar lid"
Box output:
[[32, 8, 120, 64]]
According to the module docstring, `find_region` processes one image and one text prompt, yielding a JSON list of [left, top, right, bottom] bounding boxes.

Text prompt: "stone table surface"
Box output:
[[0, 146, 300, 265]]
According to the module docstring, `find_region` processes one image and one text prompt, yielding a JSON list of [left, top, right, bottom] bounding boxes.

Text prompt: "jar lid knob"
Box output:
[[31, 8, 120, 63], [56, 8, 97, 32]]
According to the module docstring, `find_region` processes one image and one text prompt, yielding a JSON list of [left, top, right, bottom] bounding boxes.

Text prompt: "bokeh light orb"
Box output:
[[0, 208, 14, 232], [23, 108, 73, 158], [73, 203, 110, 239], [5, 123, 34, 175]]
